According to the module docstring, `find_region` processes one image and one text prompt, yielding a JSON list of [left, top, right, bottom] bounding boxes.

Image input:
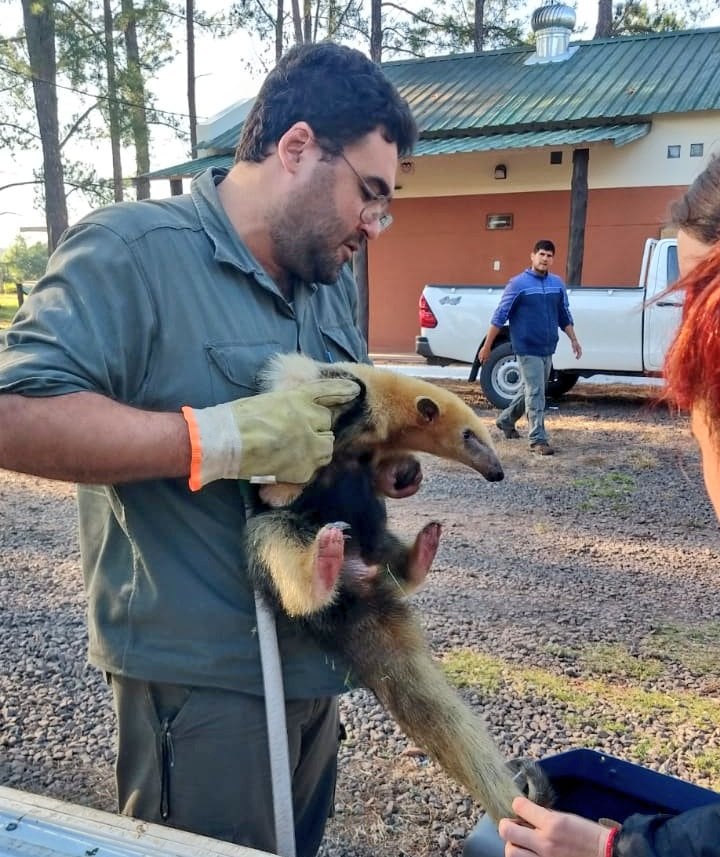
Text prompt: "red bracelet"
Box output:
[[604, 825, 620, 857]]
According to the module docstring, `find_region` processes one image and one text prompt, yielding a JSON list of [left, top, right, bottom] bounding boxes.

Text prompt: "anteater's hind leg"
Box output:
[[245, 511, 347, 617], [372, 521, 442, 595]]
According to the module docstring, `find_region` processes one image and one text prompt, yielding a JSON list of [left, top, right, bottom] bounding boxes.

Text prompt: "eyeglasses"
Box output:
[[337, 151, 393, 233]]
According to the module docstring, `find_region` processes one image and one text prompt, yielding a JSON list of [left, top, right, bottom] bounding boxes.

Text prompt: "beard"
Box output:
[[269, 166, 360, 285]]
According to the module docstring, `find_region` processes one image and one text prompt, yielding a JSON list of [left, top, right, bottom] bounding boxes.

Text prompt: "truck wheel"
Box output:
[[479, 342, 522, 409], [546, 371, 578, 400], [480, 345, 579, 409]]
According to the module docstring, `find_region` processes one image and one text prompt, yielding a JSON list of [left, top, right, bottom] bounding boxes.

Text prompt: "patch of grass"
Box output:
[[643, 623, 720, 675], [580, 643, 665, 681], [441, 651, 504, 693], [626, 451, 659, 470], [694, 751, 720, 781], [0, 292, 20, 329], [440, 648, 720, 787], [632, 737, 653, 762], [572, 471, 636, 510], [543, 642, 580, 659]]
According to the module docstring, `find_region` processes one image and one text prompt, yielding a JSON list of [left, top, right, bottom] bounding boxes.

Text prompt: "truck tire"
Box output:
[[546, 370, 578, 400], [479, 342, 522, 409], [479, 343, 579, 409]]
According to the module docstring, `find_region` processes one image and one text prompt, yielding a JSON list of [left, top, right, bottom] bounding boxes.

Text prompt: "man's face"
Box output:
[[270, 130, 398, 284], [530, 247, 555, 275]]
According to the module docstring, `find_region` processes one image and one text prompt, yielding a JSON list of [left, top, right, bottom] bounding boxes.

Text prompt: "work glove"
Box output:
[[181, 378, 360, 491]]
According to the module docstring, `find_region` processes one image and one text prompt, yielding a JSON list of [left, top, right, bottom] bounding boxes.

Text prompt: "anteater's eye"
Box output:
[[462, 429, 473, 440]]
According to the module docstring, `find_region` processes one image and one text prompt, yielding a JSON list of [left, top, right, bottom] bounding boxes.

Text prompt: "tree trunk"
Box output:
[[186, 0, 197, 159], [103, 0, 124, 201], [594, 0, 613, 38], [121, 0, 151, 199], [566, 148, 589, 286], [370, 0, 382, 61], [275, 0, 284, 61], [474, 0, 485, 52], [21, 0, 68, 251], [353, 246, 370, 347], [291, 0, 303, 44], [303, 0, 311, 43]]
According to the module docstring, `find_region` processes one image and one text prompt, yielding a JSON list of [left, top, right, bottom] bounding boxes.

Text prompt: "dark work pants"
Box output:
[[109, 675, 340, 857]]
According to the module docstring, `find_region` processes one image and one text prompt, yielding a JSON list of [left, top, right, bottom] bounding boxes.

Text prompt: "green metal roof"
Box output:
[[383, 27, 720, 136], [413, 122, 651, 155], [144, 153, 232, 179], [196, 125, 243, 151], [148, 27, 720, 179], [196, 97, 256, 151]]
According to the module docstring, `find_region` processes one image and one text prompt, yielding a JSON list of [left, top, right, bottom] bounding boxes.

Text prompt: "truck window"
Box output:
[[666, 244, 679, 287]]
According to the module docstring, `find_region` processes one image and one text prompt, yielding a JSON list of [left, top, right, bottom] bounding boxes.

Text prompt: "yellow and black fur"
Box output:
[[244, 354, 551, 822]]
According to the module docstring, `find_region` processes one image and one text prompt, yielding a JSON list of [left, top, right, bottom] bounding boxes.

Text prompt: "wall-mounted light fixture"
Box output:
[[494, 164, 507, 180], [400, 159, 415, 174]]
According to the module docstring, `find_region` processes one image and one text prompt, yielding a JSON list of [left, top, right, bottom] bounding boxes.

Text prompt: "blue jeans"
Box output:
[[497, 353, 553, 445]]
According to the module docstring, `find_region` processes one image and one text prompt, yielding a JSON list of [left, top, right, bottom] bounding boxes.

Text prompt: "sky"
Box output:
[[2, 0, 719, 249]]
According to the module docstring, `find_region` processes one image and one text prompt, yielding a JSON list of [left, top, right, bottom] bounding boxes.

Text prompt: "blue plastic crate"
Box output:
[[464, 748, 720, 857]]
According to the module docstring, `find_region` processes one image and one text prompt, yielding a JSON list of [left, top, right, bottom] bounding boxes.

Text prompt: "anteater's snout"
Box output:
[[485, 465, 504, 482]]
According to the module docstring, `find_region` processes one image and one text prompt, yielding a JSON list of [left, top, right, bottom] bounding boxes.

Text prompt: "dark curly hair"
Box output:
[[235, 42, 417, 162]]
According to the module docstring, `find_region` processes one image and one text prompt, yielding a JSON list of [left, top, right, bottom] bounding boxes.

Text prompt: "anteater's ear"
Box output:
[[416, 396, 440, 423]]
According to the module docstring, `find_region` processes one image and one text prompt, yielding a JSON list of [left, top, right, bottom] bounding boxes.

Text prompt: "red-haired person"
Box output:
[[498, 155, 720, 857]]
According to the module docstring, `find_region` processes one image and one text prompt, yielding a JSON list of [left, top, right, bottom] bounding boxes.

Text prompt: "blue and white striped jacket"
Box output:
[[490, 268, 574, 357]]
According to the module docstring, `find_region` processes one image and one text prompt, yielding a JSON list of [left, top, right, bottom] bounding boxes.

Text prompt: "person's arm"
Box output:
[[478, 324, 503, 363], [558, 282, 581, 358], [478, 279, 520, 362], [499, 795, 720, 857], [0, 391, 190, 483], [0, 378, 360, 488], [563, 323, 582, 359], [614, 803, 720, 857]]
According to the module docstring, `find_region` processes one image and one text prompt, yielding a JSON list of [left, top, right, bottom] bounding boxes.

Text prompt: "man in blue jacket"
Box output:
[[478, 240, 582, 455]]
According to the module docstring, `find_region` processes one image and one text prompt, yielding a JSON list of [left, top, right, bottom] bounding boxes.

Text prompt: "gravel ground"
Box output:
[[2, 380, 720, 857]]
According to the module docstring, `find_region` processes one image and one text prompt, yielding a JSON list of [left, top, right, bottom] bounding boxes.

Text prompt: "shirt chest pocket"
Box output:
[[318, 324, 366, 364], [205, 341, 284, 402]]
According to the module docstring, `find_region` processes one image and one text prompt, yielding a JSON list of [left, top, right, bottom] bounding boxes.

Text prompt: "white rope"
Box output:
[[255, 592, 297, 857]]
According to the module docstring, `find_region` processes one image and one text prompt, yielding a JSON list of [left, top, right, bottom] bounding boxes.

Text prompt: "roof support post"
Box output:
[[170, 178, 183, 196], [566, 147, 589, 286], [352, 245, 370, 348]]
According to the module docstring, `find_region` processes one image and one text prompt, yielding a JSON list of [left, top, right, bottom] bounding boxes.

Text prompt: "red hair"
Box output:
[[663, 242, 720, 427]]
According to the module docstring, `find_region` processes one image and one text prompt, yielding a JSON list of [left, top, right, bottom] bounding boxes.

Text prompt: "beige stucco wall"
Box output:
[[392, 114, 720, 200], [367, 113, 719, 353]]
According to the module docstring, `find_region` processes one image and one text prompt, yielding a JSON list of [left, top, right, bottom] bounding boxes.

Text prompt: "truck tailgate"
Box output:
[[421, 286, 502, 364]]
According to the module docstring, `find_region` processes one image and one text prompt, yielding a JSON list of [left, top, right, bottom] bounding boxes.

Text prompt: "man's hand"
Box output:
[[571, 339, 582, 359], [478, 342, 492, 363], [182, 379, 360, 491]]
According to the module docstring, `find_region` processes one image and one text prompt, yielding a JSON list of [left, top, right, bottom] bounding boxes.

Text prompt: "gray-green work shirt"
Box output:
[[0, 168, 368, 698]]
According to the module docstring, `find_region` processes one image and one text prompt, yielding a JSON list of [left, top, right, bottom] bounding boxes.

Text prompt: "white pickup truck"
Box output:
[[415, 238, 681, 408]]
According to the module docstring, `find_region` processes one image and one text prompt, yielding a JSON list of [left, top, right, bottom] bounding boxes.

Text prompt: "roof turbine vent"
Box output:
[[526, 1, 578, 65]]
